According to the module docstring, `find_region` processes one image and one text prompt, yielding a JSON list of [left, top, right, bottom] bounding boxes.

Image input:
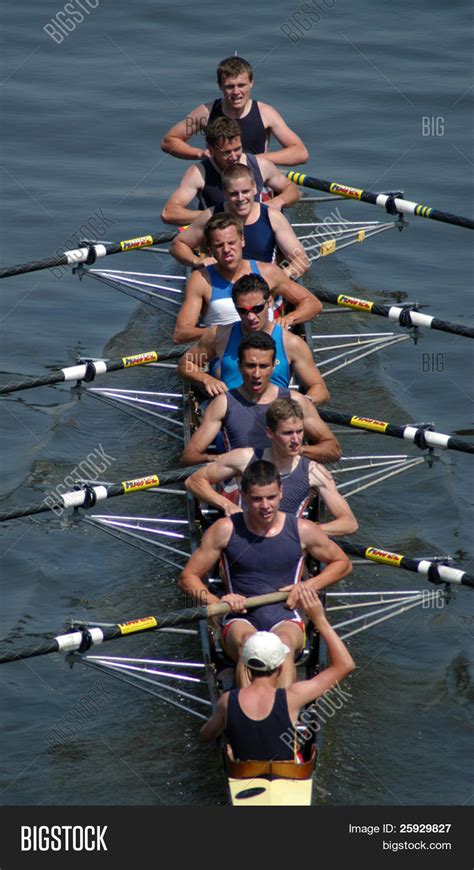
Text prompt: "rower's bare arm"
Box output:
[[161, 166, 207, 225], [177, 329, 227, 396], [285, 333, 329, 405], [258, 104, 309, 167], [179, 518, 232, 604], [185, 448, 252, 514], [268, 209, 310, 278], [170, 212, 215, 267], [310, 464, 358, 536], [179, 394, 227, 465], [292, 393, 341, 462], [257, 157, 301, 209], [161, 104, 211, 161], [199, 695, 228, 744], [261, 263, 321, 326], [287, 588, 355, 712], [173, 272, 208, 344], [299, 522, 352, 591]]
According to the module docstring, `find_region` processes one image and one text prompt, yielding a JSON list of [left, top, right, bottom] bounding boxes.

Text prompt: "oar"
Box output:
[[333, 539, 474, 587], [0, 348, 187, 395], [319, 408, 474, 455], [0, 230, 178, 280], [315, 289, 473, 340], [0, 591, 289, 665], [287, 172, 474, 231], [0, 467, 204, 522]]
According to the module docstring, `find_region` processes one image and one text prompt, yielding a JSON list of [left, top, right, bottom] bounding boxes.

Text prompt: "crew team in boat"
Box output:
[[170, 162, 309, 278], [161, 55, 309, 166], [161, 118, 301, 226], [180, 332, 340, 465], [180, 460, 352, 688], [165, 57, 355, 764], [172, 214, 320, 344], [199, 586, 355, 764]]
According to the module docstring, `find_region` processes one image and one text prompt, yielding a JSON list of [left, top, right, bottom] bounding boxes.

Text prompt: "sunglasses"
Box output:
[[235, 302, 267, 316]]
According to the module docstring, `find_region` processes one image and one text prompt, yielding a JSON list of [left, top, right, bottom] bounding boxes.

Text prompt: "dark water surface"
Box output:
[[0, 0, 473, 809]]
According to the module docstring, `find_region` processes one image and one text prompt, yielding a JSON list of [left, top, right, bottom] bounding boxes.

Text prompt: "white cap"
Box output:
[[242, 632, 290, 672]]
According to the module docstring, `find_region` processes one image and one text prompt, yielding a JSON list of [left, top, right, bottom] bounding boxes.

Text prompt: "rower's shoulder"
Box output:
[[205, 389, 228, 418], [209, 515, 234, 545], [186, 101, 213, 119]]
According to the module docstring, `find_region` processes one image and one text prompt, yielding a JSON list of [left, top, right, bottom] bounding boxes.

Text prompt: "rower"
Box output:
[[180, 461, 352, 687], [161, 117, 301, 226], [177, 273, 328, 404], [170, 163, 309, 277], [161, 55, 308, 166], [199, 586, 355, 760], [179, 332, 341, 466], [185, 396, 358, 535], [172, 214, 321, 344]]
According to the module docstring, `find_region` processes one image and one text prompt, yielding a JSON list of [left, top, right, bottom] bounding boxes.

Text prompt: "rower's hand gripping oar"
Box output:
[[0, 467, 204, 522], [0, 591, 289, 665], [0, 230, 179, 280], [0, 348, 188, 395], [287, 172, 474, 231]]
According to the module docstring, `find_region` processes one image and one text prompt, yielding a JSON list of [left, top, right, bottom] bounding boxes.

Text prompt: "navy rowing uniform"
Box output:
[[208, 99, 267, 155], [198, 153, 264, 210], [222, 386, 291, 450], [221, 512, 304, 633], [225, 688, 296, 761]]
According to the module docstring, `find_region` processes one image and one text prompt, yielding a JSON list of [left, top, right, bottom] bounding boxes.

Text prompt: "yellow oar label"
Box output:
[[365, 547, 403, 567], [119, 616, 158, 635], [350, 416, 389, 433], [120, 235, 154, 251], [122, 475, 160, 492], [122, 351, 158, 367], [337, 294, 374, 312], [329, 183, 363, 199]]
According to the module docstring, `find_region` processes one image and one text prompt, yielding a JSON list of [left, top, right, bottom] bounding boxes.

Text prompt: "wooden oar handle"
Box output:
[[206, 591, 288, 618]]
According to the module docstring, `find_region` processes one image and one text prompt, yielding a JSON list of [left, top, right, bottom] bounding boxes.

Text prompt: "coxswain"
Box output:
[[179, 332, 340, 466], [177, 273, 328, 404], [161, 118, 300, 226], [180, 461, 352, 687], [172, 214, 320, 344], [161, 55, 308, 166], [185, 396, 358, 535], [170, 163, 309, 277], [199, 586, 355, 760]]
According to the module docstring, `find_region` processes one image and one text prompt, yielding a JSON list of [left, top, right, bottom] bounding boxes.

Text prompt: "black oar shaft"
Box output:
[[333, 539, 474, 587], [0, 231, 178, 280], [0, 592, 289, 664], [287, 172, 474, 230], [0, 466, 203, 522], [315, 289, 474, 339], [0, 349, 185, 395], [319, 408, 474, 454]]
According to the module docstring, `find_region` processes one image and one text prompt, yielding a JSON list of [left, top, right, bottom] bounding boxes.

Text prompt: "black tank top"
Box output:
[[208, 98, 267, 154], [225, 688, 296, 761]]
